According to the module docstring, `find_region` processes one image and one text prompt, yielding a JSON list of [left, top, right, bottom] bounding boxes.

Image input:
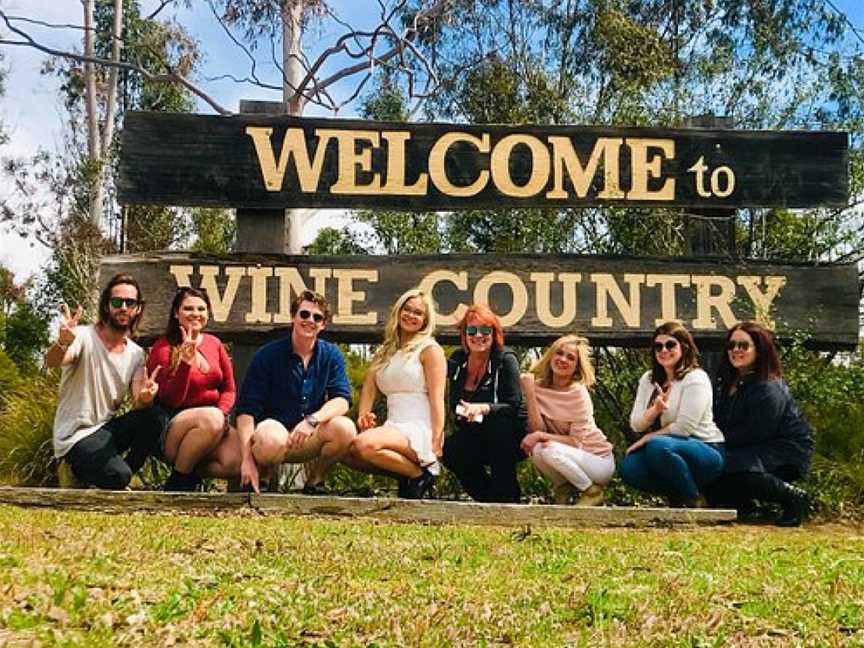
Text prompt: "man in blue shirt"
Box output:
[[236, 290, 356, 494]]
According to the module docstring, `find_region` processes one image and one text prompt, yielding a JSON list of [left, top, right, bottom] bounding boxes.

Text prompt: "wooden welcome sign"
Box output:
[[100, 252, 859, 348], [118, 112, 848, 210]]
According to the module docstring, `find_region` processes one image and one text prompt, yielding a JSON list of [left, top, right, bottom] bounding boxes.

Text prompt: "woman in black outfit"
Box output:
[[442, 303, 527, 502], [705, 321, 814, 526]]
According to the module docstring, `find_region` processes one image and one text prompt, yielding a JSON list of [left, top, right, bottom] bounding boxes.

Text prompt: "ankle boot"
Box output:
[[404, 468, 435, 499], [553, 482, 576, 505], [575, 484, 604, 507], [774, 481, 810, 527], [163, 469, 200, 492]]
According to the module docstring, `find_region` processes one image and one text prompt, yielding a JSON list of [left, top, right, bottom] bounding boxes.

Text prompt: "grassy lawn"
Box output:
[[0, 506, 863, 647]]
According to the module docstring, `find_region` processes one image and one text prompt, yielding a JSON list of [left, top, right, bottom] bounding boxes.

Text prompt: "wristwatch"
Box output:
[[304, 414, 320, 428]]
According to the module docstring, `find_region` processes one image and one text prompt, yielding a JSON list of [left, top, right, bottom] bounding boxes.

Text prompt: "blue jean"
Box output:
[[619, 435, 725, 501]]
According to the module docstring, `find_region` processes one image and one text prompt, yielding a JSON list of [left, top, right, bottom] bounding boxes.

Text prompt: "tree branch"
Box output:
[[0, 10, 232, 115]]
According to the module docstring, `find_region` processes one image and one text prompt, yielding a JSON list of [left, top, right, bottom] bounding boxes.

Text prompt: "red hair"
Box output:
[[457, 304, 505, 352]]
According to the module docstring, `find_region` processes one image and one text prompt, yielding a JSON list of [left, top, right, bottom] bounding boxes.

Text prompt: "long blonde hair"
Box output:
[[369, 288, 437, 371], [531, 334, 596, 388]]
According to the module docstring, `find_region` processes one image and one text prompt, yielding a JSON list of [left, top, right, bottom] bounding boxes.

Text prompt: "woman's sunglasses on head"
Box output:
[[298, 309, 325, 323], [653, 340, 679, 353], [466, 325, 493, 337]]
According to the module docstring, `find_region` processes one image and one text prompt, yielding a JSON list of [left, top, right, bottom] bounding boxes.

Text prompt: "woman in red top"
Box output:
[[147, 287, 236, 491]]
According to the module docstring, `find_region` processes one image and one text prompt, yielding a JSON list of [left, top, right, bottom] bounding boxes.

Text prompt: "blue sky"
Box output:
[[2, 0, 864, 279]]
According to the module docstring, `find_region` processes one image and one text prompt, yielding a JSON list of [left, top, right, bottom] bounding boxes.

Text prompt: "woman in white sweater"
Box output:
[[620, 321, 725, 507]]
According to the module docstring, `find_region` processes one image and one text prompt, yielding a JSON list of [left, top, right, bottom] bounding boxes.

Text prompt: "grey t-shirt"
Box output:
[[52, 325, 145, 458]]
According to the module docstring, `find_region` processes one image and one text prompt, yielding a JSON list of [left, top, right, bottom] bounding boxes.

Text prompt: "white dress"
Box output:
[[375, 337, 440, 474]]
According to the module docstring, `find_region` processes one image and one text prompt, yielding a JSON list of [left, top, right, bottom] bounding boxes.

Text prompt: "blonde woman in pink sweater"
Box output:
[[520, 335, 614, 506]]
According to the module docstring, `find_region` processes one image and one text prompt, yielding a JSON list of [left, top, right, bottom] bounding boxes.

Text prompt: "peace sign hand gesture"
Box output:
[[178, 326, 199, 365], [138, 365, 161, 405], [58, 303, 82, 348], [650, 382, 671, 416]]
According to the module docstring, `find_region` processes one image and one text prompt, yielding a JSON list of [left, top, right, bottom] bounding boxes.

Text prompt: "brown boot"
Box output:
[[575, 484, 605, 507], [553, 482, 576, 505]]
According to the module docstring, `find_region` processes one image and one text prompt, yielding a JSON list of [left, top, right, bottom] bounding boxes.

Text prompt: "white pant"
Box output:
[[531, 441, 615, 492]]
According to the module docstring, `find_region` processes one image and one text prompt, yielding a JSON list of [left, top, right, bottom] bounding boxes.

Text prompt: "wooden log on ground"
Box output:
[[0, 488, 736, 527]]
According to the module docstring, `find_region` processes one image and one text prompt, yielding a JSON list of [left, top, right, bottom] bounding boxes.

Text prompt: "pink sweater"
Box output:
[[147, 334, 236, 415], [530, 382, 613, 456]]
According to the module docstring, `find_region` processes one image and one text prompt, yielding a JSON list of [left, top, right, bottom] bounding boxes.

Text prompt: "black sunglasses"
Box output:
[[298, 309, 325, 323], [727, 340, 752, 352], [109, 297, 139, 309], [466, 325, 493, 337], [653, 340, 679, 353]]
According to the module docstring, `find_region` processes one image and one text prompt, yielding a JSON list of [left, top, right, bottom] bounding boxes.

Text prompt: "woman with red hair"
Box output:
[[442, 304, 527, 502]]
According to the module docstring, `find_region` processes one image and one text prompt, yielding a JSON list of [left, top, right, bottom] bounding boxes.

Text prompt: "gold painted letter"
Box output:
[[418, 270, 469, 326], [198, 265, 246, 322], [332, 269, 378, 325], [473, 271, 529, 327], [645, 274, 691, 326], [627, 138, 675, 201], [691, 275, 738, 329], [490, 134, 550, 198], [737, 275, 786, 329], [429, 132, 490, 197], [530, 272, 581, 327], [245, 127, 332, 192], [546, 137, 624, 200], [590, 273, 645, 327]]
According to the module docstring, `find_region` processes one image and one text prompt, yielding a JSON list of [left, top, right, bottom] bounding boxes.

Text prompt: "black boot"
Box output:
[[774, 481, 810, 527], [403, 468, 436, 500], [163, 469, 201, 492]]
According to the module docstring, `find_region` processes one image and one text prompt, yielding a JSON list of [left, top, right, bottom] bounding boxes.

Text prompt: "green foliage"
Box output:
[[190, 208, 236, 255], [0, 348, 22, 409], [0, 372, 59, 486], [1, 300, 50, 373], [124, 205, 189, 253], [305, 227, 365, 255]]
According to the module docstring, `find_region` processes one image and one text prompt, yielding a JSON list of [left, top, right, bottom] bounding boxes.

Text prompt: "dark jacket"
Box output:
[[448, 346, 527, 434], [713, 374, 813, 476]]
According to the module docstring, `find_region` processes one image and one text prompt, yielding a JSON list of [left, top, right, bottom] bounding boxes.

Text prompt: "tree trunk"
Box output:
[[83, 0, 102, 224], [281, 0, 312, 254]]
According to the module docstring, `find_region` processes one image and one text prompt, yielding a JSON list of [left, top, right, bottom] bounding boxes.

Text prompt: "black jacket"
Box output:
[[448, 346, 527, 432], [714, 375, 813, 476]]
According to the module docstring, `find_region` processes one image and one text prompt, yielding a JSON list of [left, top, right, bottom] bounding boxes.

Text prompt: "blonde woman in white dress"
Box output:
[[348, 288, 446, 499]]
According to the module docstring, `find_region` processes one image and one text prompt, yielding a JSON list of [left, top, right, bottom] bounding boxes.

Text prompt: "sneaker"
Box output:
[[553, 482, 576, 505], [575, 484, 605, 507]]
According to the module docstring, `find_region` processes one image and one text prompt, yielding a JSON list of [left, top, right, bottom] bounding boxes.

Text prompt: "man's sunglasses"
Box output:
[[466, 325, 493, 337], [298, 309, 325, 323], [727, 340, 752, 352], [653, 340, 679, 352], [109, 297, 139, 309]]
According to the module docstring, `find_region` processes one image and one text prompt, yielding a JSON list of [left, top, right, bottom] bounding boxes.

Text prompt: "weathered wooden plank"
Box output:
[[249, 494, 737, 527], [0, 487, 249, 513], [99, 252, 859, 348], [0, 488, 736, 527], [118, 111, 848, 210]]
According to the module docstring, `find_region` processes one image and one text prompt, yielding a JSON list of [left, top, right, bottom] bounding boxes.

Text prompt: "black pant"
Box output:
[[443, 423, 525, 503], [65, 407, 168, 489], [704, 465, 803, 510]]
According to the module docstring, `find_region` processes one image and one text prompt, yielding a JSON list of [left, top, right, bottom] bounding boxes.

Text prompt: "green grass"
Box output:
[[0, 506, 863, 646]]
